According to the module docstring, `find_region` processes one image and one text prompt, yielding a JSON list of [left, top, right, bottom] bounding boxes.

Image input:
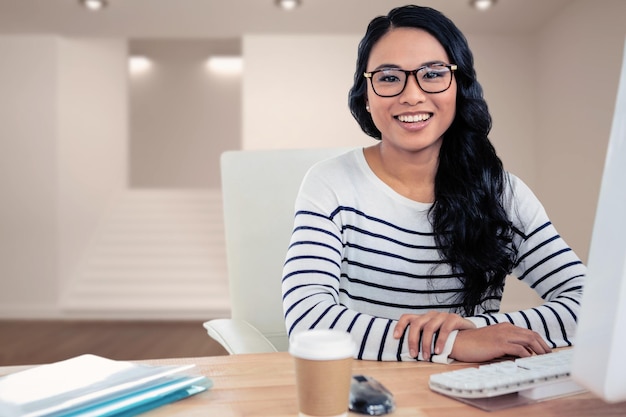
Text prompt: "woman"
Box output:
[[281, 5, 585, 363]]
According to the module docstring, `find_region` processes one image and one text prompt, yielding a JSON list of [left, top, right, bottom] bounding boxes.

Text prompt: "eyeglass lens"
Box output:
[[370, 65, 453, 96]]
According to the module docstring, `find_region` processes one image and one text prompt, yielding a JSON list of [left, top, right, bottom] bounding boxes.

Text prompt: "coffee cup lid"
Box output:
[[289, 329, 356, 360]]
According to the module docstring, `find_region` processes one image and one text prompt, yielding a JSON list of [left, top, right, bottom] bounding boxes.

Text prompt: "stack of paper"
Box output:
[[0, 354, 211, 417]]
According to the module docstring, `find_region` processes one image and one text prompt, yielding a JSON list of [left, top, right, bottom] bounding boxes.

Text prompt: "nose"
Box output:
[[399, 73, 426, 105]]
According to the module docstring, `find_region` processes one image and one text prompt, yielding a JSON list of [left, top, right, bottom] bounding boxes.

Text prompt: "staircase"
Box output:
[[61, 189, 230, 319]]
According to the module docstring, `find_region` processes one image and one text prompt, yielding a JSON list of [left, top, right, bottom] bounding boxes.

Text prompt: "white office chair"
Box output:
[[203, 147, 352, 354]]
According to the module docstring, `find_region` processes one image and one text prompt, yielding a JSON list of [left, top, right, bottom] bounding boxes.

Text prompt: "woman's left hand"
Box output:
[[450, 322, 552, 362], [393, 312, 476, 360]]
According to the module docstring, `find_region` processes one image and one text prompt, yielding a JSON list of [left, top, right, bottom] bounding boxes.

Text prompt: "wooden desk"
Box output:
[[2, 352, 626, 416]]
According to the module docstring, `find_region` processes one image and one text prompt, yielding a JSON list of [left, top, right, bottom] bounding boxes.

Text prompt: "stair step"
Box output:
[[61, 189, 230, 319]]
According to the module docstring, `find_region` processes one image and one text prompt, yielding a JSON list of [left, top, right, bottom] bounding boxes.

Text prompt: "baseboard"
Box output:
[[0, 303, 64, 319], [0, 303, 230, 321]]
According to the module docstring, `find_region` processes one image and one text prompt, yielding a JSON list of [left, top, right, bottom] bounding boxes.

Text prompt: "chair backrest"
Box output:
[[220, 147, 352, 351]]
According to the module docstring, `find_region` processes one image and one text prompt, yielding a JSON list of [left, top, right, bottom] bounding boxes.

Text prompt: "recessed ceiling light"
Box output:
[[275, 0, 301, 11], [129, 56, 152, 74], [80, 0, 108, 11], [470, 0, 496, 11], [206, 56, 243, 74]]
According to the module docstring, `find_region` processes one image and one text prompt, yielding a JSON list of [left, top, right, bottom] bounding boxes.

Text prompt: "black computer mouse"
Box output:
[[349, 374, 396, 415]]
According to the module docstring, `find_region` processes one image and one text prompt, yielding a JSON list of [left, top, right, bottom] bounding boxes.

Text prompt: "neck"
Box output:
[[364, 143, 438, 203]]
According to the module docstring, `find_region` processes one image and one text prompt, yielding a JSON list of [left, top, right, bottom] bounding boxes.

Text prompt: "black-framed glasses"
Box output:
[[364, 63, 457, 97]]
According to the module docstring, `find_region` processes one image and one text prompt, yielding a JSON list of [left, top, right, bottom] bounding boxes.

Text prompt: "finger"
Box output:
[[393, 316, 410, 339], [421, 323, 442, 360], [504, 343, 534, 358], [424, 313, 455, 359], [527, 336, 552, 355], [434, 327, 450, 356], [509, 330, 552, 355], [537, 335, 552, 353], [408, 323, 423, 358], [505, 333, 550, 358], [433, 316, 463, 355]]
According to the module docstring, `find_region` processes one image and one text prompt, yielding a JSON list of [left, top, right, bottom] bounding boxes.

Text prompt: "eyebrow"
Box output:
[[370, 60, 447, 71]]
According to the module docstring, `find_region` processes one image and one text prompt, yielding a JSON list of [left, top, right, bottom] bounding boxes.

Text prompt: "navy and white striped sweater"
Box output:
[[281, 148, 585, 361]]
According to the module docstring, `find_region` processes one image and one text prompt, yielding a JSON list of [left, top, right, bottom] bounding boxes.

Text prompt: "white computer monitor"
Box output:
[[571, 38, 626, 403]]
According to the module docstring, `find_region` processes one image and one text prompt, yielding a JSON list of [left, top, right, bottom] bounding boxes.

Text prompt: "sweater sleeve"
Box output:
[[465, 175, 586, 348]]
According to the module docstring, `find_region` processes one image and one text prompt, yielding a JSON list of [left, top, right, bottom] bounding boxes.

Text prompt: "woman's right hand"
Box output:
[[393, 312, 475, 360]]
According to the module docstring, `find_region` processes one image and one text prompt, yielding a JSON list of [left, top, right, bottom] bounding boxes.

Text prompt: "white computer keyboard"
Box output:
[[429, 349, 586, 399]]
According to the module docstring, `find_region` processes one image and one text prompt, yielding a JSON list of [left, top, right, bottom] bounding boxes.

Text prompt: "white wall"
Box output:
[[129, 39, 241, 188], [243, 35, 367, 150], [535, 0, 626, 261], [57, 38, 129, 289], [0, 36, 128, 317], [0, 36, 59, 314], [471, 35, 538, 188]]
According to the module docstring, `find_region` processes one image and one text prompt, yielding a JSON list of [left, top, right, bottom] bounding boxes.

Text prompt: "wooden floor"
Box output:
[[0, 320, 229, 366]]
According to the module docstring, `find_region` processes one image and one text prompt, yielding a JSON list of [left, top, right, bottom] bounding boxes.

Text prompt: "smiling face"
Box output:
[[366, 27, 457, 158]]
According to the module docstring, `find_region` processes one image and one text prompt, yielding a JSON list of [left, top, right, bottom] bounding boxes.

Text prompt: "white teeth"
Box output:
[[397, 114, 431, 123]]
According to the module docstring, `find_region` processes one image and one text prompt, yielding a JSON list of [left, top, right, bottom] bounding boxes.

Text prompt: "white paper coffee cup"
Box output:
[[289, 330, 356, 417]]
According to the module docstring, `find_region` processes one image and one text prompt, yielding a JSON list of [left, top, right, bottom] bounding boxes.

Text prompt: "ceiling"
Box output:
[[0, 0, 576, 38]]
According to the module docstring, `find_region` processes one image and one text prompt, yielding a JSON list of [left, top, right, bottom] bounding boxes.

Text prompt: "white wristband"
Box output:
[[430, 330, 458, 364]]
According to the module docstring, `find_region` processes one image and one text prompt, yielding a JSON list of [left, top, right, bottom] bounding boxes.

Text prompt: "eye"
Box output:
[[420, 66, 449, 82], [375, 70, 403, 83], [423, 71, 441, 79]]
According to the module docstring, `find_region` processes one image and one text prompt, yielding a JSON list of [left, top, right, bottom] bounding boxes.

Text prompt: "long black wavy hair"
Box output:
[[348, 5, 516, 316]]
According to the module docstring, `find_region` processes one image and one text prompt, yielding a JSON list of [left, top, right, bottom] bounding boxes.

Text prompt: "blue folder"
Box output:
[[0, 354, 212, 417]]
